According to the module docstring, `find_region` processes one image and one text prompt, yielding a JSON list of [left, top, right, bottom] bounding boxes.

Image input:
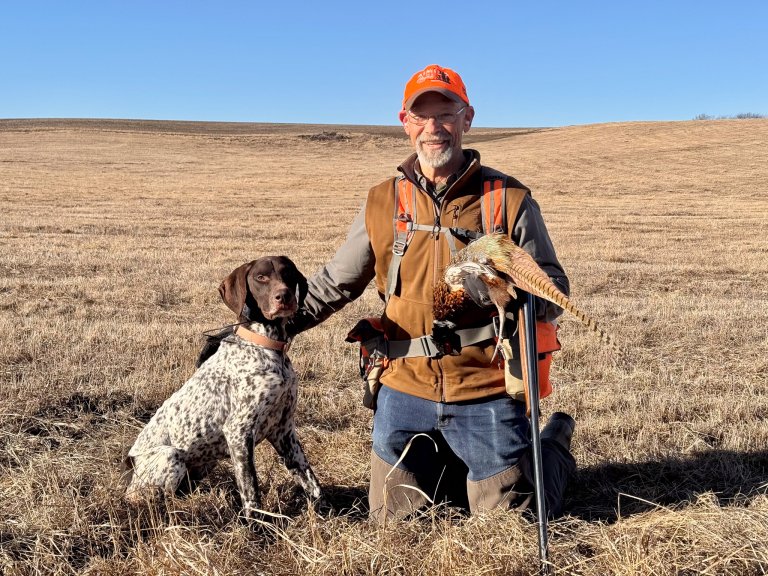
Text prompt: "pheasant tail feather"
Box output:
[[454, 233, 615, 348]]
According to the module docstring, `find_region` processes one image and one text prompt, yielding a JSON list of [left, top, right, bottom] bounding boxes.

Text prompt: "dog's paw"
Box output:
[[124, 484, 164, 507], [242, 499, 263, 518]]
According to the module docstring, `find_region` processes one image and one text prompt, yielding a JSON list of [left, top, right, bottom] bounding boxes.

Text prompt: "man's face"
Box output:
[[399, 92, 474, 170]]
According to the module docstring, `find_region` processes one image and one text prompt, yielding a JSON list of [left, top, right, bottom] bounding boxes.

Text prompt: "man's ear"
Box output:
[[463, 106, 475, 133], [399, 110, 410, 135]]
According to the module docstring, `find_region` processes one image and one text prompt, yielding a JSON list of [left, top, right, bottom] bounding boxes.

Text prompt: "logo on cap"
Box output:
[[417, 67, 451, 85]]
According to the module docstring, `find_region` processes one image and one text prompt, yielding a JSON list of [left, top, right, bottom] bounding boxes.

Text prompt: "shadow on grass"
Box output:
[[565, 449, 768, 522], [177, 473, 370, 521], [320, 484, 370, 520], [271, 483, 370, 521]]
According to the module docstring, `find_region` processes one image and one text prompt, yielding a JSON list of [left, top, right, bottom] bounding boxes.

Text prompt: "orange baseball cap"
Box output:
[[402, 64, 469, 110]]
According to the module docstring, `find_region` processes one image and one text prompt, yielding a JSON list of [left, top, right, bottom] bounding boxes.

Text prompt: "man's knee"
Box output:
[[368, 450, 431, 524], [466, 458, 534, 514], [465, 441, 576, 518]]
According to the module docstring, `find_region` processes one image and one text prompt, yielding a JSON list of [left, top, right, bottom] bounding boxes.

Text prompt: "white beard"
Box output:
[[416, 145, 454, 169], [415, 128, 461, 169]]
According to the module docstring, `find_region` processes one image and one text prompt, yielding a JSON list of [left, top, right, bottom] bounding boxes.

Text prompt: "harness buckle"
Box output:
[[393, 213, 413, 256]]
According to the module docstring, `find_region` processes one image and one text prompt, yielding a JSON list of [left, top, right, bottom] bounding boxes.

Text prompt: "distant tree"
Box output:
[[693, 112, 764, 120]]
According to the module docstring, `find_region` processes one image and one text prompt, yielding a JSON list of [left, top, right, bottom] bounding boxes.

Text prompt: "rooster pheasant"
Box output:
[[437, 233, 615, 349]]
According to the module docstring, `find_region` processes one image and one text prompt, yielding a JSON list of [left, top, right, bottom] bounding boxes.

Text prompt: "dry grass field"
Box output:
[[1, 117, 767, 575]]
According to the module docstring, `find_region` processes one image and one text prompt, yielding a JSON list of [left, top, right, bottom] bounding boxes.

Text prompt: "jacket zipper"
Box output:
[[432, 197, 446, 402]]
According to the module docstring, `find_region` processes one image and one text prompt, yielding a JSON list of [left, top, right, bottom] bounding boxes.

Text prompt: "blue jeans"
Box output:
[[372, 385, 531, 482]]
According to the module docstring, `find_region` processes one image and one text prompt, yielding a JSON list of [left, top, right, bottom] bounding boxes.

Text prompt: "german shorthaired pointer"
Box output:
[[125, 256, 323, 518]]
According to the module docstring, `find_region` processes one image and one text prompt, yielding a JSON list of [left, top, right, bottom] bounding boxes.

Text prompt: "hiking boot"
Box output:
[[540, 412, 575, 452]]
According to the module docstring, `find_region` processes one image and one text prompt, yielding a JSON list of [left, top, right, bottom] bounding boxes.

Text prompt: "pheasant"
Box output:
[[437, 233, 615, 351]]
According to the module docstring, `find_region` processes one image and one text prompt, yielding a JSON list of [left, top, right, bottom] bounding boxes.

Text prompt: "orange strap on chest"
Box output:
[[482, 178, 505, 233]]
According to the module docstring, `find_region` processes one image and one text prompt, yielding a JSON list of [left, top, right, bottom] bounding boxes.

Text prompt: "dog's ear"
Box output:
[[218, 261, 254, 318], [296, 269, 309, 307], [280, 257, 308, 307]]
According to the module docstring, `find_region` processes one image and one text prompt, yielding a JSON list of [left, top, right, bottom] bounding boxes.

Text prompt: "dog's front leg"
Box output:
[[223, 423, 261, 520], [269, 423, 323, 504]]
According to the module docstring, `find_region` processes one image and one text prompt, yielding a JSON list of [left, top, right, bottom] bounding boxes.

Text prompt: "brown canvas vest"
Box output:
[[364, 162, 558, 403]]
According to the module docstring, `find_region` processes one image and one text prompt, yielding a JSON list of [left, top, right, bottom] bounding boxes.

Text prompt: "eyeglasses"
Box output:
[[407, 106, 467, 126]]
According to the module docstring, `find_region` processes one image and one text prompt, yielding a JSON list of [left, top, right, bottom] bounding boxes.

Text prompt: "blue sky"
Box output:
[[2, 1, 766, 127]]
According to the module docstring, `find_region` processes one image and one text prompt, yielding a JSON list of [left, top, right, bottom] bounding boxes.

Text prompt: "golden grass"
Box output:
[[1, 117, 767, 574]]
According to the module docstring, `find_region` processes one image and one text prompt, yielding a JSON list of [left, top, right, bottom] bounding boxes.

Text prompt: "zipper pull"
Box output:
[[431, 216, 441, 238]]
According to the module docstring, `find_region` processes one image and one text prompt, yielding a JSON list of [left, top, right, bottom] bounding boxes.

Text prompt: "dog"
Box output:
[[124, 256, 322, 518]]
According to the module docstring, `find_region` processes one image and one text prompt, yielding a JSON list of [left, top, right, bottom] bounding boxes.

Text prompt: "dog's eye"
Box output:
[[256, 274, 269, 282]]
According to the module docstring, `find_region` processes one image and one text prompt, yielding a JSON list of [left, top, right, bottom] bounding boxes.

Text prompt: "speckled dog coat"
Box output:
[[125, 256, 322, 518]]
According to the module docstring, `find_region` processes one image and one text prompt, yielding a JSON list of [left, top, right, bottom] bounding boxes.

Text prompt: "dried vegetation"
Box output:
[[1, 118, 767, 574]]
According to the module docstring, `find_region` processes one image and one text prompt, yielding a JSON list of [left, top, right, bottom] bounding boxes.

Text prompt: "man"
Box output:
[[290, 64, 576, 522]]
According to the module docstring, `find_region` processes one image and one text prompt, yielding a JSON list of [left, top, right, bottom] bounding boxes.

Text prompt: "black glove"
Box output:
[[431, 320, 461, 356], [463, 275, 494, 308]]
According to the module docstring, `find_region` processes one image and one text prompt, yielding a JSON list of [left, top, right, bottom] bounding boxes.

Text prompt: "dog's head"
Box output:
[[218, 256, 308, 323]]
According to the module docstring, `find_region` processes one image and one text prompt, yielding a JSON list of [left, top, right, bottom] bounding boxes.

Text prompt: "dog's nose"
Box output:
[[273, 289, 292, 304]]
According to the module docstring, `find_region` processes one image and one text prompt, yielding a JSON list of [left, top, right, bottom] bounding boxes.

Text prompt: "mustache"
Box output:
[[417, 134, 452, 145]]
